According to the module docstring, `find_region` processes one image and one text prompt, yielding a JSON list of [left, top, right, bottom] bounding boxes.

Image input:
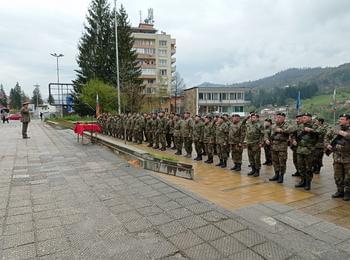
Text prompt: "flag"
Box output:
[[96, 93, 100, 118], [296, 91, 301, 114], [333, 88, 336, 111]]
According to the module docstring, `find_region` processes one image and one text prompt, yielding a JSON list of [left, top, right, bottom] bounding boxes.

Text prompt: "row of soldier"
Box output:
[[97, 112, 350, 200]]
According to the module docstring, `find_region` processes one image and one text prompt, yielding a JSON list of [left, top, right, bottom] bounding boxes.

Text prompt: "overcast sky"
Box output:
[[1, 0, 350, 98]]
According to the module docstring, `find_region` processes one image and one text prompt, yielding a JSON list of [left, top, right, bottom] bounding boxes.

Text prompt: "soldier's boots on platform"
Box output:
[[248, 167, 256, 176], [332, 188, 344, 198], [277, 172, 284, 183], [295, 179, 306, 188], [230, 164, 238, 171], [253, 169, 260, 177], [175, 151, 182, 155], [220, 160, 227, 168], [304, 180, 311, 191], [269, 172, 280, 181], [216, 160, 223, 167], [343, 191, 350, 201], [235, 163, 241, 171], [205, 157, 213, 164], [194, 155, 202, 161]]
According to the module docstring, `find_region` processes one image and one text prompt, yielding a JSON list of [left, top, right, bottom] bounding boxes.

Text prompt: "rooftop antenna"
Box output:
[[144, 8, 154, 24], [139, 10, 142, 24]]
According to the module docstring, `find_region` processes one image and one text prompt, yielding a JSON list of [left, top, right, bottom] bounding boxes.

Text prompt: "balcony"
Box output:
[[198, 100, 250, 105], [171, 48, 176, 55], [171, 57, 176, 64], [171, 39, 176, 46], [171, 66, 176, 73]]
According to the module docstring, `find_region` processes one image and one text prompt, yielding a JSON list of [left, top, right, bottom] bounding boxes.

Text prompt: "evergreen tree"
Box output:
[[0, 84, 8, 107], [48, 94, 55, 105], [31, 85, 43, 108], [9, 82, 23, 109]]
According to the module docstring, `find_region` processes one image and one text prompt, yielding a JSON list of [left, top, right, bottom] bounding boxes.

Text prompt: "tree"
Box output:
[[48, 94, 55, 105], [9, 82, 23, 110], [31, 85, 43, 108], [81, 79, 117, 113], [0, 84, 8, 107], [171, 72, 186, 113], [73, 1, 143, 115]]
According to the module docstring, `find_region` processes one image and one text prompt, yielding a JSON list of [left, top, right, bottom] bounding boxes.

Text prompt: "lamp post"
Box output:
[[114, 0, 121, 114], [50, 53, 64, 117]]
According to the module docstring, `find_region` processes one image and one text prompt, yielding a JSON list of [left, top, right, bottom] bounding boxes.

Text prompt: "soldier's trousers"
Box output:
[[166, 134, 173, 147], [22, 122, 29, 137], [247, 144, 261, 169], [174, 135, 183, 153], [217, 143, 228, 160], [264, 145, 272, 163], [194, 141, 204, 156], [183, 137, 193, 155], [230, 144, 243, 164], [154, 132, 160, 147], [272, 150, 287, 173], [334, 163, 350, 192], [204, 143, 214, 159], [297, 153, 313, 182], [136, 130, 143, 144], [292, 147, 298, 172], [159, 133, 166, 148], [147, 131, 153, 145], [313, 148, 324, 169]]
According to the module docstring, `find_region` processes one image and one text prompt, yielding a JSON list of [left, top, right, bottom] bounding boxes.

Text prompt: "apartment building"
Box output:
[[131, 23, 176, 112], [183, 87, 250, 116]]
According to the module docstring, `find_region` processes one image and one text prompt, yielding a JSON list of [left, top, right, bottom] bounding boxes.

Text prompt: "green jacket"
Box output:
[[193, 121, 204, 142], [20, 107, 31, 123], [325, 125, 350, 163], [245, 121, 264, 145], [296, 122, 321, 155], [216, 122, 229, 145]]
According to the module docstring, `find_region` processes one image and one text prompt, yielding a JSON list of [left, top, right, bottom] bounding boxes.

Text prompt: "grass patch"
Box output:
[[151, 153, 179, 162]]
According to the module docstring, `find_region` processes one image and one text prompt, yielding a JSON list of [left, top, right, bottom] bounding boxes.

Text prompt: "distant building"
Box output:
[[131, 20, 176, 112], [183, 87, 250, 116]]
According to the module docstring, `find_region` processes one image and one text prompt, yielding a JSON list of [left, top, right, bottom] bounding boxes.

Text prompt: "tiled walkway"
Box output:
[[0, 121, 349, 259]]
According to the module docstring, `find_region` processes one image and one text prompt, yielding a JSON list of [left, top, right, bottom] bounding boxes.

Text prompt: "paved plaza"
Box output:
[[1, 121, 350, 259]]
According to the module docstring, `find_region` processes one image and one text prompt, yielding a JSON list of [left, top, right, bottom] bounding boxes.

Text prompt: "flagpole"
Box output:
[[333, 88, 336, 125], [114, 0, 121, 115]]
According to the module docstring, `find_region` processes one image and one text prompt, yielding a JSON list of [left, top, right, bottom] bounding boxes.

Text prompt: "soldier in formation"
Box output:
[[97, 111, 350, 197]]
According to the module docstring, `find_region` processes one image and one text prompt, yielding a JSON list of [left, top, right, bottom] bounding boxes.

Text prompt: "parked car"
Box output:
[[8, 113, 22, 120]]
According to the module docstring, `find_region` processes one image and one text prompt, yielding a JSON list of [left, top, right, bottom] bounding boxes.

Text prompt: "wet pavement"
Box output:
[[0, 120, 350, 259]]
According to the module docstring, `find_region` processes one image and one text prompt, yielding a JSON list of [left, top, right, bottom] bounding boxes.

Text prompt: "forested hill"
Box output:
[[197, 63, 350, 91]]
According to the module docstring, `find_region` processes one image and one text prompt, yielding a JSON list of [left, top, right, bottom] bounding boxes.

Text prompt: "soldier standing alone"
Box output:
[[20, 102, 31, 139]]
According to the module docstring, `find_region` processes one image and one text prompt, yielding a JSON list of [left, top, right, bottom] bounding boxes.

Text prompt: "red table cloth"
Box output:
[[74, 123, 102, 136]]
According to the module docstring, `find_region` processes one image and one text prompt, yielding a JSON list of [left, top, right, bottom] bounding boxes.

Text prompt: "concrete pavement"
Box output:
[[0, 120, 350, 259]]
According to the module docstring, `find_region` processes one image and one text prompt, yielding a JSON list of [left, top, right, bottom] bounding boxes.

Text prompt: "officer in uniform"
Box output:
[[245, 113, 264, 177], [151, 113, 160, 149], [325, 114, 350, 201], [294, 113, 321, 190], [266, 112, 292, 183], [166, 113, 175, 148], [193, 115, 204, 161], [146, 114, 153, 147], [290, 114, 303, 177], [215, 116, 229, 168], [182, 112, 194, 158], [229, 114, 246, 171], [174, 114, 184, 155], [20, 101, 31, 139], [203, 114, 215, 164], [158, 111, 167, 151]]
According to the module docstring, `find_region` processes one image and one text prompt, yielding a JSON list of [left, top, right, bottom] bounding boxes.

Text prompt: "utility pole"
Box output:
[[33, 84, 40, 109], [50, 53, 64, 117], [114, 0, 121, 114]]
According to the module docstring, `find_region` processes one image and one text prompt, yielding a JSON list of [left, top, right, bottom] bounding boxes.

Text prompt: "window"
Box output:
[[159, 59, 167, 66], [199, 93, 204, 100], [159, 40, 167, 47], [237, 93, 243, 100], [160, 69, 167, 76], [234, 106, 243, 112], [212, 93, 218, 100], [147, 79, 155, 84], [207, 93, 212, 100], [221, 93, 227, 100], [159, 49, 167, 56], [142, 68, 156, 75], [144, 48, 155, 55], [230, 93, 236, 100]]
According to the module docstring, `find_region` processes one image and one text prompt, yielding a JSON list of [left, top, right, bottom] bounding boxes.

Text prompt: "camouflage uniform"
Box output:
[[174, 118, 184, 155], [166, 118, 175, 148], [245, 118, 264, 176], [263, 123, 273, 165], [158, 116, 168, 150], [146, 117, 153, 146], [267, 121, 292, 183], [313, 122, 328, 174], [182, 117, 194, 157], [193, 119, 204, 160], [151, 116, 160, 148], [325, 122, 350, 200], [295, 120, 321, 190], [228, 119, 246, 171], [203, 118, 215, 164], [215, 119, 229, 168], [134, 115, 145, 144]]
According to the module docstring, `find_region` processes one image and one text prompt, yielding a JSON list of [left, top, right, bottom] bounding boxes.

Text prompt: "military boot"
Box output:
[[269, 172, 280, 182], [197, 155, 202, 161], [295, 179, 306, 188], [277, 172, 284, 183], [175, 150, 182, 155], [253, 168, 260, 177], [221, 160, 227, 168], [216, 160, 223, 167], [343, 191, 350, 201], [230, 164, 237, 171], [235, 163, 241, 171], [248, 167, 256, 176], [304, 180, 311, 191], [205, 157, 213, 164], [292, 171, 300, 177], [332, 188, 344, 198]]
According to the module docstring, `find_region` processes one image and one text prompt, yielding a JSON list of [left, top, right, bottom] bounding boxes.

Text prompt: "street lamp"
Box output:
[[50, 53, 64, 117]]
